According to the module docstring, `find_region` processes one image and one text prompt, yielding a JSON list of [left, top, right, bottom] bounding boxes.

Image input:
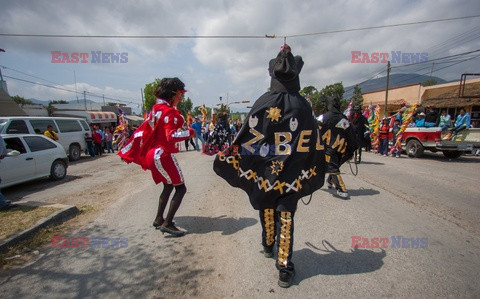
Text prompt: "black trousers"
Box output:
[[259, 208, 295, 270], [327, 173, 348, 193]]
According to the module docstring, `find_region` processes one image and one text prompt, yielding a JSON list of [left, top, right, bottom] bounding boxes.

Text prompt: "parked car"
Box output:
[[0, 117, 91, 161], [0, 134, 68, 188]]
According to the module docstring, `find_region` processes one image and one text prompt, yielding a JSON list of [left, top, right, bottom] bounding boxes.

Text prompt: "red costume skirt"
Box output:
[[145, 147, 184, 185]]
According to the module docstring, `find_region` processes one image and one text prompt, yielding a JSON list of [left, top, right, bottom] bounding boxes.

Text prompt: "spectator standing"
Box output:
[[378, 118, 390, 156], [183, 123, 196, 151], [84, 133, 95, 157], [105, 129, 114, 153], [191, 117, 205, 152], [92, 129, 102, 156]]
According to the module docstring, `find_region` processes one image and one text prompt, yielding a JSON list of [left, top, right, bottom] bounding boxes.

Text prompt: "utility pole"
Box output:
[[102, 94, 105, 106], [140, 88, 144, 115], [83, 90, 87, 111], [384, 61, 391, 118]]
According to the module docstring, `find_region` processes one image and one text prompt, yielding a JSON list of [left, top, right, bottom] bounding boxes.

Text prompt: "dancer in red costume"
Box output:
[[118, 77, 195, 236]]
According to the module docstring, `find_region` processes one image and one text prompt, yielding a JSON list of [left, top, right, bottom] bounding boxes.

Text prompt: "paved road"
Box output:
[[0, 151, 479, 298]]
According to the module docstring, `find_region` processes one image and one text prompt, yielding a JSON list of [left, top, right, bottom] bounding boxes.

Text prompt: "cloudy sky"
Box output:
[[1, 0, 479, 113]]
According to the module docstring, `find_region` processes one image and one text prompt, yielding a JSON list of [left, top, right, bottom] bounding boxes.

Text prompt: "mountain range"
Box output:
[[26, 73, 448, 111], [343, 73, 447, 99]]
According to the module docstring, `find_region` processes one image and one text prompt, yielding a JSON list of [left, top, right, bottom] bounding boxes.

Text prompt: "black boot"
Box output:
[[278, 268, 295, 288]]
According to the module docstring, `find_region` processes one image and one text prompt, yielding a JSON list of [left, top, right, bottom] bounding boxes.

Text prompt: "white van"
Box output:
[[0, 116, 91, 161]]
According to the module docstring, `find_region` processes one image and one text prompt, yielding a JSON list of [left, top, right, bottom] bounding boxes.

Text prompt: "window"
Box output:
[[4, 137, 27, 154], [79, 120, 90, 131], [24, 136, 57, 152], [6, 120, 29, 134], [56, 119, 82, 132], [29, 119, 57, 135]]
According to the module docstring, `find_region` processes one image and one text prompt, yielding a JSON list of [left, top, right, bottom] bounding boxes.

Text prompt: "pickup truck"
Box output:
[[390, 127, 480, 159]]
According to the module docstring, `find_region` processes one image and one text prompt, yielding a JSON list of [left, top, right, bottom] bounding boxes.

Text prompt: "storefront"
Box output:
[[53, 110, 117, 127]]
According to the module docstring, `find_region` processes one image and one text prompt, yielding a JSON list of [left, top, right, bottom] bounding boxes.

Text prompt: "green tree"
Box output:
[[12, 95, 33, 105], [350, 84, 363, 107], [176, 97, 193, 118], [320, 82, 344, 100], [49, 100, 68, 104], [421, 79, 437, 87], [300, 85, 324, 116], [144, 78, 161, 112]]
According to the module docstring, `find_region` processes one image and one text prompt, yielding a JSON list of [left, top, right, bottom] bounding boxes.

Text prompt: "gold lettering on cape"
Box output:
[[242, 128, 264, 153], [296, 130, 312, 152], [322, 129, 331, 145], [316, 128, 324, 150], [274, 132, 292, 155], [332, 135, 345, 152]]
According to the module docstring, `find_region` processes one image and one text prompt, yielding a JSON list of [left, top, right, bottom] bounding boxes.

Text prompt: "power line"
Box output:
[[390, 48, 480, 69], [3, 74, 140, 107], [285, 15, 480, 38], [1, 15, 479, 39], [389, 54, 480, 86]]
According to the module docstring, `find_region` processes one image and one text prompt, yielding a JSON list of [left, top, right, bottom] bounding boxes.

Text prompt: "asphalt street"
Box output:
[[0, 151, 479, 298]]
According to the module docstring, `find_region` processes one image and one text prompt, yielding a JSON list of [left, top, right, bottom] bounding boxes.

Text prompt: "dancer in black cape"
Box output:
[[213, 45, 326, 288]]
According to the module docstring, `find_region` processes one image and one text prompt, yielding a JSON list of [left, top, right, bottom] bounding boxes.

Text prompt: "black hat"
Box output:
[[269, 46, 304, 93]]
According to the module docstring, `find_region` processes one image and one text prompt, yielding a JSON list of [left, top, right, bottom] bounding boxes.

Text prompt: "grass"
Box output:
[[0, 204, 97, 270], [0, 206, 60, 241]]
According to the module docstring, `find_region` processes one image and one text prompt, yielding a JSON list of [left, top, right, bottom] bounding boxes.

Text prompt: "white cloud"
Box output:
[[1, 0, 479, 111]]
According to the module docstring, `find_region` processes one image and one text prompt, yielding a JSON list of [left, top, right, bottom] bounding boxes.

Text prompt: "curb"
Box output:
[[0, 203, 79, 254]]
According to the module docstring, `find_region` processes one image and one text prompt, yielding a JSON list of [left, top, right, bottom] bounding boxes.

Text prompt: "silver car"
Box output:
[[0, 134, 68, 188]]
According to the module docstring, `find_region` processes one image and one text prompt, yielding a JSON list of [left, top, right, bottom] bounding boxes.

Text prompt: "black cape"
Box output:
[[213, 49, 326, 212], [318, 97, 358, 173]]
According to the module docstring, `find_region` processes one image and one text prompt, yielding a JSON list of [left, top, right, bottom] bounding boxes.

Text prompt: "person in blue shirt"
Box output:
[[451, 108, 471, 135], [415, 112, 426, 127], [191, 117, 205, 152]]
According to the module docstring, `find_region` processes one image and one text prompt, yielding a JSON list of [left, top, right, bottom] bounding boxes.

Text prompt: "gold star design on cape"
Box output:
[[270, 160, 284, 176], [266, 107, 282, 122]]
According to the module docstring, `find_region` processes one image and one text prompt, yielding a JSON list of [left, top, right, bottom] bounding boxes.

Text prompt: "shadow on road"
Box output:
[[0, 224, 212, 297], [293, 240, 386, 285], [174, 215, 257, 235], [3, 175, 85, 201], [356, 161, 385, 165], [348, 187, 381, 197], [417, 152, 480, 163]]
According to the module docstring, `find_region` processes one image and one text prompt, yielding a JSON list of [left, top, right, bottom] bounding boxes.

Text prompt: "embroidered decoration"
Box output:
[[164, 116, 169, 123], [289, 118, 298, 131], [217, 154, 318, 195], [266, 107, 282, 122], [336, 118, 350, 129], [259, 143, 270, 157], [249, 115, 259, 128], [171, 130, 190, 138], [174, 117, 178, 125], [270, 160, 284, 176]]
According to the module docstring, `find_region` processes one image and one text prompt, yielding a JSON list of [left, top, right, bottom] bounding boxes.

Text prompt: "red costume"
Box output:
[[118, 99, 195, 185]]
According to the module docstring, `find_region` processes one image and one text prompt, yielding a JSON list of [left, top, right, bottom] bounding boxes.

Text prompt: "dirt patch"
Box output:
[[0, 206, 60, 241]]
